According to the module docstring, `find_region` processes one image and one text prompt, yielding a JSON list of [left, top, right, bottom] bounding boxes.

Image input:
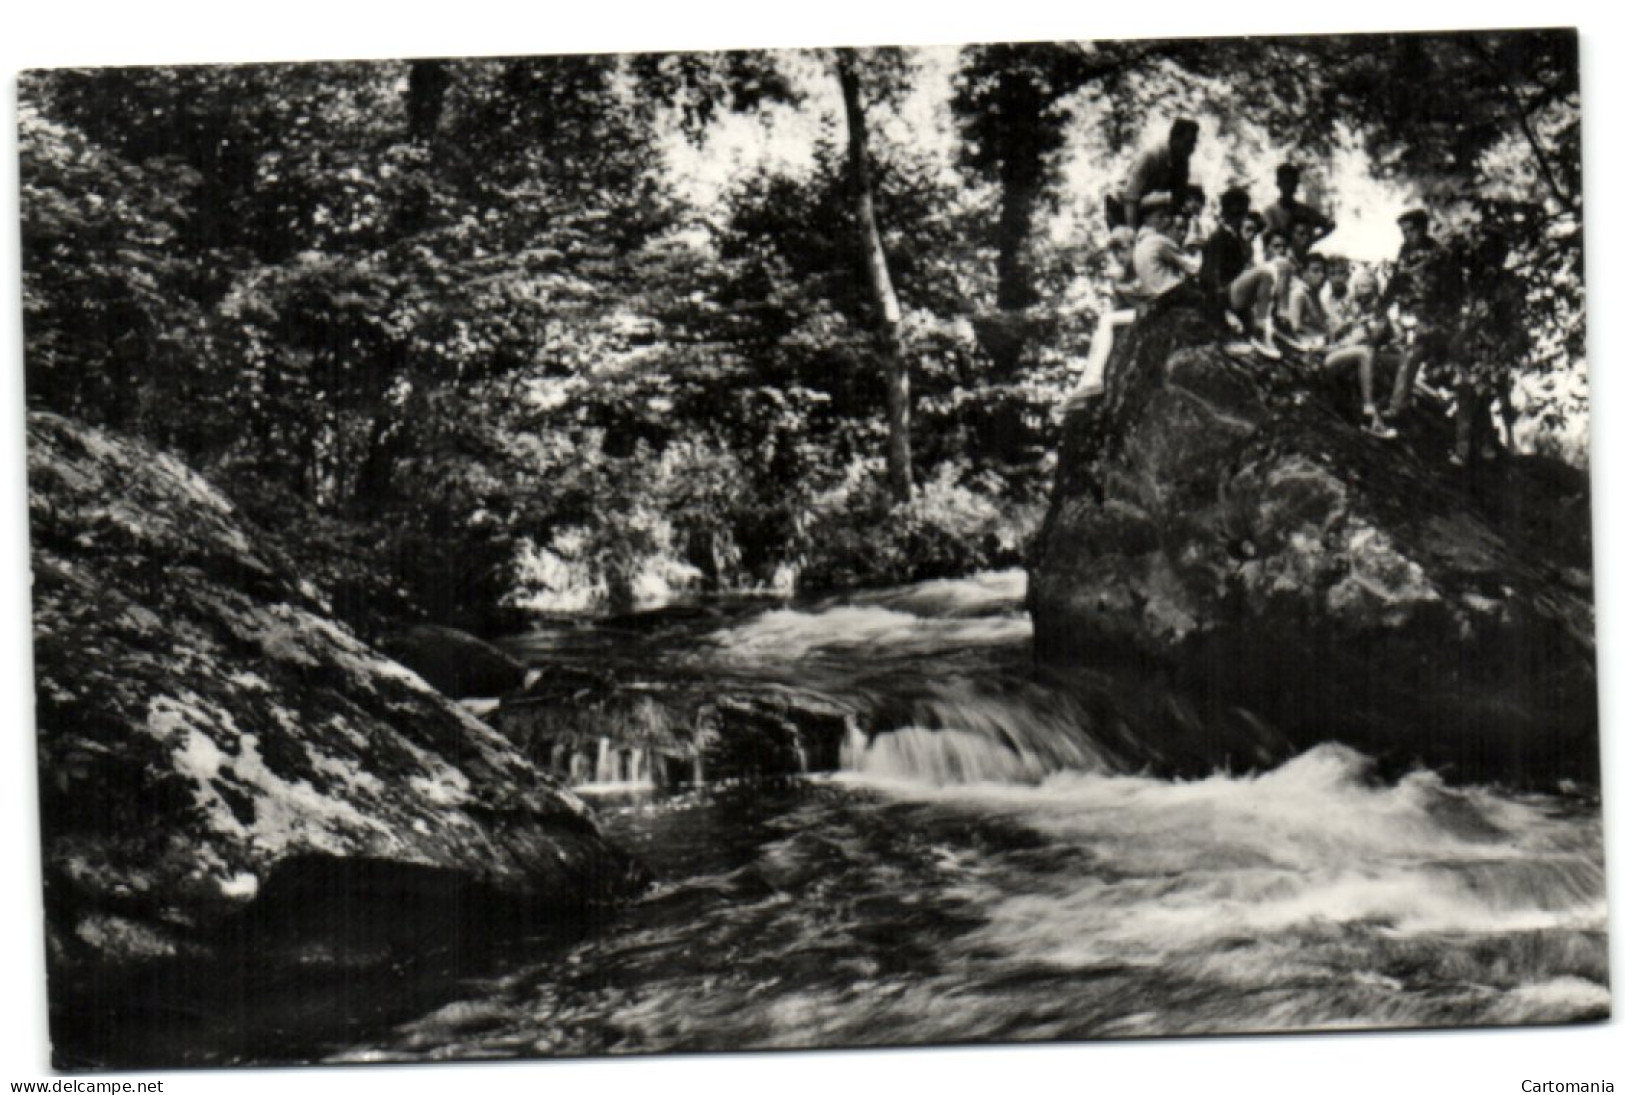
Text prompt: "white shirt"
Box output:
[[1132, 225, 1199, 297]]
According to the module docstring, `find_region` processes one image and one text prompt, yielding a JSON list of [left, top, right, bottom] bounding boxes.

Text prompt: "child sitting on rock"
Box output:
[[1278, 251, 1332, 351], [1323, 269, 1399, 438]]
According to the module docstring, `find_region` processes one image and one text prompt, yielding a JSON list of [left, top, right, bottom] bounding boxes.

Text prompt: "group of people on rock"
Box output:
[[1073, 117, 1523, 466]]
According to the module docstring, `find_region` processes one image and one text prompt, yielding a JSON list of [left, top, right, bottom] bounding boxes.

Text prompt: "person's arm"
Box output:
[[1377, 260, 1407, 312], [1154, 236, 1200, 285]]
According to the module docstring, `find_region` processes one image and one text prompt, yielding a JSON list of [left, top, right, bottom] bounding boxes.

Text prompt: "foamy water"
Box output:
[[323, 571, 1607, 1062], [843, 743, 1605, 975], [332, 742, 1606, 1061]]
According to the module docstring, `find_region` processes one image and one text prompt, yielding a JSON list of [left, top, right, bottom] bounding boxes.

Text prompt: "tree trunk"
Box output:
[[407, 60, 451, 145], [835, 49, 913, 504], [985, 138, 1043, 381], [992, 68, 1045, 314]]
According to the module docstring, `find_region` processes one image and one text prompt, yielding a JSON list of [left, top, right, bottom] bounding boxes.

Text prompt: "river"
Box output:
[[326, 570, 1608, 1062]]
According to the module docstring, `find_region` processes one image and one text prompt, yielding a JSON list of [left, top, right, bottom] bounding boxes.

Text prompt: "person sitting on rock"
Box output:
[[1263, 227, 1292, 263], [1278, 251, 1332, 350], [1065, 192, 1196, 408], [1288, 220, 1322, 266], [1202, 185, 1261, 352], [1224, 229, 1296, 359], [1263, 163, 1336, 245], [1199, 186, 1253, 322], [1242, 210, 1266, 260], [1320, 257, 1354, 333], [1065, 226, 1143, 405], [1133, 191, 1202, 298], [1322, 269, 1399, 438], [1380, 207, 1464, 423], [1107, 118, 1200, 230]]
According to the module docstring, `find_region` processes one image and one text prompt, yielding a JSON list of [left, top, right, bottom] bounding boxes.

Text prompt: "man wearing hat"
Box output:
[[1263, 163, 1336, 245], [1132, 190, 1201, 298], [1381, 206, 1463, 419], [1062, 193, 1197, 410], [1108, 118, 1200, 231]]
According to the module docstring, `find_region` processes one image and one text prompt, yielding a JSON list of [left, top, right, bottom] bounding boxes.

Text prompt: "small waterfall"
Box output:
[[841, 674, 1118, 786], [844, 727, 1049, 786], [840, 722, 868, 770]]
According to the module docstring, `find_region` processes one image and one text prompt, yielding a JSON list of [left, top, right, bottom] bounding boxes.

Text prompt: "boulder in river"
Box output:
[[1028, 291, 1598, 787], [379, 623, 529, 698], [25, 412, 642, 1063]]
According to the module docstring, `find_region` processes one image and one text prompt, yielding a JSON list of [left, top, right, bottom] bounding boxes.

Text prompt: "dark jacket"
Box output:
[[1199, 224, 1250, 315]]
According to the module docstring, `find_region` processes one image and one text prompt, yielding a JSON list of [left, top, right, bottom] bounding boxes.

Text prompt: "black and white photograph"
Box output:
[[1, 5, 1618, 1089]]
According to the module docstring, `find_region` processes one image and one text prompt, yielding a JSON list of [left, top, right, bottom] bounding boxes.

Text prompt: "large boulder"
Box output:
[[1028, 291, 1597, 787], [26, 413, 642, 1057], [379, 623, 529, 698]]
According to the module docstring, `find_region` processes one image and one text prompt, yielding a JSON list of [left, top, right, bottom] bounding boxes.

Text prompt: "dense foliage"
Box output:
[[19, 32, 1585, 634]]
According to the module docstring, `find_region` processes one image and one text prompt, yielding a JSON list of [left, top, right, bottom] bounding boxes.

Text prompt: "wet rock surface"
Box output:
[[1028, 291, 1597, 787], [26, 413, 641, 1065], [379, 623, 530, 698], [493, 661, 857, 788]]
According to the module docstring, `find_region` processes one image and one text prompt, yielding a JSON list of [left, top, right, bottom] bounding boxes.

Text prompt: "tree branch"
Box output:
[[1465, 38, 1578, 214]]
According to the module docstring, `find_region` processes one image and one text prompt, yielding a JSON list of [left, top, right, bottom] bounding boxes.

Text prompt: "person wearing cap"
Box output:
[[1132, 191, 1201, 297], [1263, 163, 1336, 245], [1380, 206, 1463, 420], [1107, 119, 1200, 231]]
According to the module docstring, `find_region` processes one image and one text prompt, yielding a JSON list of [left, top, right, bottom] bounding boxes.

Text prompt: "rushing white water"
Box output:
[[329, 740, 1604, 1062], [842, 740, 1604, 955], [710, 569, 1032, 663], [843, 726, 1051, 786], [321, 570, 1605, 1063]]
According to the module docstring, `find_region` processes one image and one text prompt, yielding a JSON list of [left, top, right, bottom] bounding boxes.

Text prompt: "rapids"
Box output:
[[327, 571, 1606, 1061]]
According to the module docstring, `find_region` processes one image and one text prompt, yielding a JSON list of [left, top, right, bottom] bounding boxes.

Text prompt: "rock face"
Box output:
[[1029, 291, 1598, 787], [26, 412, 641, 1051]]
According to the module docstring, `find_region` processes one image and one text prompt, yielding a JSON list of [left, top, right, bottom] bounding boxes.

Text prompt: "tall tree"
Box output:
[[835, 47, 913, 503], [951, 40, 1177, 378]]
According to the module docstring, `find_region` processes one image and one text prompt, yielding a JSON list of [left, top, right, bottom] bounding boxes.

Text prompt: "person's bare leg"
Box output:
[[1388, 342, 1422, 417], [1330, 345, 1393, 437], [1356, 346, 1377, 411], [1229, 267, 1280, 355], [1067, 308, 1136, 407]]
